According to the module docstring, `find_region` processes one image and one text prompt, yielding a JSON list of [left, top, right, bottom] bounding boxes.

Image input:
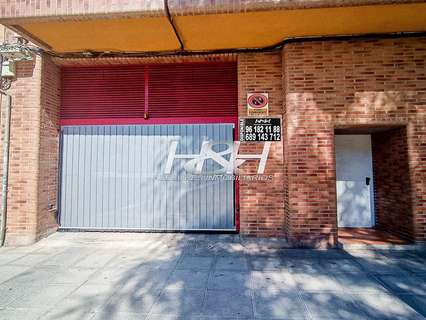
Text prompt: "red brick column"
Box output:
[[284, 91, 337, 247], [237, 52, 285, 237], [1, 54, 60, 246], [37, 56, 61, 240]]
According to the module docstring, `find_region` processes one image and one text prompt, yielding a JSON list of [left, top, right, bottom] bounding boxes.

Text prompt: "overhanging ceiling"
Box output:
[[18, 17, 181, 52], [7, 3, 426, 53]]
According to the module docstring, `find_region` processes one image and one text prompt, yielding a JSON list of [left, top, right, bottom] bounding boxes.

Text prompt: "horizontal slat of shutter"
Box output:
[[61, 62, 237, 121], [61, 66, 146, 119], [148, 63, 237, 118]]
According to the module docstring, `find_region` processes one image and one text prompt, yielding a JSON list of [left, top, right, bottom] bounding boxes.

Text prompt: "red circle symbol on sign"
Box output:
[[247, 94, 268, 109]]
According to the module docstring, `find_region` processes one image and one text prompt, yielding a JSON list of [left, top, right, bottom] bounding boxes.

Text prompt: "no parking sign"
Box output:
[[247, 92, 269, 116]]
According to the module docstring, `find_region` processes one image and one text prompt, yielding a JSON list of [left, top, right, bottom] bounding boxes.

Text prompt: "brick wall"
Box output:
[[37, 55, 61, 240], [2, 57, 41, 245], [283, 36, 426, 247], [372, 127, 414, 241], [1, 54, 60, 246], [237, 52, 285, 237], [0, 0, 164, 20], [2, 36, 426, 246]]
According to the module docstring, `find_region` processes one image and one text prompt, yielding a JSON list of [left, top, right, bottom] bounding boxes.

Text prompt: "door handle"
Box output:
[[366, 177, 371, 186]]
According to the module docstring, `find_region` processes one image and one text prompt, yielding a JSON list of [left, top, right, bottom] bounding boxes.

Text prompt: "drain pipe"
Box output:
[[0, 57, 12, 247]]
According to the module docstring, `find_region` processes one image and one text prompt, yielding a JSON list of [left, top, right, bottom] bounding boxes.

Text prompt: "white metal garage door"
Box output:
[[59, 124, 235, 231]]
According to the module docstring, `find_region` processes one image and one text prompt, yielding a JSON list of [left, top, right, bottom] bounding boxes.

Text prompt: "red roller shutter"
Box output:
[[61, 66, 146, 119], [148, 63, 237, 118], [61, 62, 237, 124]]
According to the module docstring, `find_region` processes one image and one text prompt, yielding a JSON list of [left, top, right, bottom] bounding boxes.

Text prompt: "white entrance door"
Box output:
[[335, 135, 375, 228]]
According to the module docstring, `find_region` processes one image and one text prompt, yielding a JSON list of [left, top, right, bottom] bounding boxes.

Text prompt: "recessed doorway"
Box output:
[[335, 127, 414, 246]]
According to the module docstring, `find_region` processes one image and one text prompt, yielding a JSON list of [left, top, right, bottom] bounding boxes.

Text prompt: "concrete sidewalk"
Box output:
[[0, 232, 425, 320]]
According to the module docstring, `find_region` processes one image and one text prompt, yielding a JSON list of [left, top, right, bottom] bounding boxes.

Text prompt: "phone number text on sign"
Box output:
[[239, 117, 281, 142]]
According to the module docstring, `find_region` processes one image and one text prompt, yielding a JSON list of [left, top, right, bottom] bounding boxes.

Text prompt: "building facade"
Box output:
[[0, 1, 425, 247]]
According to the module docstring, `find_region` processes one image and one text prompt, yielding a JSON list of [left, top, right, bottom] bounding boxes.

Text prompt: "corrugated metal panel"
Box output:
[[61, 62, 237, 120], [59, 124, 235, 230]]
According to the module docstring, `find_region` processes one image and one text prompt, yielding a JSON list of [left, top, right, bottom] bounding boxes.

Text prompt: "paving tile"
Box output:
[[8, 284, 78, 308], [31, 246, 66, 255], [90, 265, 156, 286], [119, 267, 172, 292], [0, 307, 47, 320], [2, 267, 58, 287], [355, 257, 409, 275], [8, 254, 52, 267], [416, 251, 426, 260], [314, 249, 352, 260], [333, 273, 389, 294], [49, 267, 98, 285], [192, 316, 249, 320], [203, 289, 253, 318], [87, 267, 142, 285], [4, 266, 90, 287], [398, 258, 426, 275], [99, 288, 158, 315], [318, 259, 364, 274], [5, 247, 42, 255], [379, 250, 423, 260], [214, 256, 248, 271], [182, 244, 230, 257], [73, 282, 118, 297], [177, 256, 214, 271], [293, 273, 343, 293], [301, 292, 368, 320], [40, 247, 94, 267], [0, 265, 29, 285], [281, 258, 326, 275], [128, 244, 180, 261], [0, 283, 30, 307], [139, 258, 179, 271], [207, 270, 252, 291], [146, 315, 188, 320], [51, 283, 118, 318], [90, 311, 147, 320], [378, 274, 426, 295], [351, 293, 424, 320], [253, 290, 308, 319], [166, 269, 209, 290], [248, 256, 286, 271], [279, 249, 319, 259], [281, 249, 348, 260], [0, 253, 26, 265], [74, 251, 119, 269], [149, 287, 204, 316], [344, 249, 389, 259], [41, 308, 96, 320], [397, 294, 426, 318], [104, 250, 159, 270], [251, 270, 297, 292]]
